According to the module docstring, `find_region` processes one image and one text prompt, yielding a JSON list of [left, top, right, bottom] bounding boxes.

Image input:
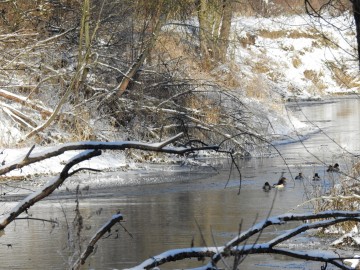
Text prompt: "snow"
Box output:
[[331, 225, 360, 247], [231, 13, 358, 101], [0, 146, 127, 178], [344, 255, 360, 268], [124, 247, 219, 270], [0, 12, 356, 189]]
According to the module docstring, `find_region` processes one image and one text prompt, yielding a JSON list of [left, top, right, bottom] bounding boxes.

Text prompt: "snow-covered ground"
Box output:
[[230, 12, 359, 99]]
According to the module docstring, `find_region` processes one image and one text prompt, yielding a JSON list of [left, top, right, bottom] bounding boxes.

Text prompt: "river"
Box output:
[[1, 97, 360, 270]]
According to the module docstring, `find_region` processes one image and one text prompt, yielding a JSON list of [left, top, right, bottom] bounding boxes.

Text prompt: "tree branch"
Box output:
[[128, 211, 360, 269], [0, 133, 219, 176], [0, 149, 101, 230], [72, 212, 123, 270]]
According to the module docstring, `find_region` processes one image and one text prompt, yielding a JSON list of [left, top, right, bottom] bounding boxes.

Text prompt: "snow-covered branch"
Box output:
[[211, 211, 360, 264], [0, 149, 101, 230], [0, 89, 53, 117], [128, 211, 360, 270], [0, 133, 219, 176], [142, 106, 248, 152], [124, 247, 218, 270]]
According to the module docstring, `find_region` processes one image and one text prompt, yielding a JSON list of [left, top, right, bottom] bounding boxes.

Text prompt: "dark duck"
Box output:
[[327, 163, 339, 172], [263, 182, 272, 192]]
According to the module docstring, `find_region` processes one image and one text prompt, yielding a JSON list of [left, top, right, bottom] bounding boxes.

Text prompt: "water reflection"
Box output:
[[0, 98, 359, 269]]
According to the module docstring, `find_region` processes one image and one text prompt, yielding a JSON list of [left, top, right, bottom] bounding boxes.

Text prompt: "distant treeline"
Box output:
[[0, 0, 353, 33]]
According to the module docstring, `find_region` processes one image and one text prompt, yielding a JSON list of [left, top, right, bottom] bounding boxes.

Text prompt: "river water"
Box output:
[[1, 97, 360, 270]]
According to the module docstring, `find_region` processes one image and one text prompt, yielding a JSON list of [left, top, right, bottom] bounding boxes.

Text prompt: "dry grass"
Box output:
[[238, 33, 256, 48], [326, 61, 360, 89], [258, 29, 321, 40], [245, 75, 270, 100], [258, 28, 338, 49], [314, 160, 360, 233], [253, 61, 271, 74], [292, 55, 302, 68], [186, 95, 221, 125], [303, 69, 327, 92], [155, 33, 201, 75], [157, 32, 243, 89], [58, 108, 95, 141], [251, 55, 284, 84]]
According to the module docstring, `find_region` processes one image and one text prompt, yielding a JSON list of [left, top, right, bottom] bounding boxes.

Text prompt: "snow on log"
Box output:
[[0, 133, 219, 176], [128, 211, 360, 269], [0, 89, 53, 116]]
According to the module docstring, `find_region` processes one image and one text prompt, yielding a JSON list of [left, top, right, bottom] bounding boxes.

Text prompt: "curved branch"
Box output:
[[125, 247, 217, 270], [239, 247, 353, 270], [211, 210, 360, 265], [268, 217, 360, 247], [0, 149, 101, 230], [0, 133, 218, 176], [128, 211, 360, 270], [72, 212, 123, 270]]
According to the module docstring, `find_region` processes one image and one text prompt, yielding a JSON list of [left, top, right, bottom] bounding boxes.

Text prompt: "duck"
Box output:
[[295, 172, 303, 180], [327, 163, 340, 172], [333, 163, 340, 172], [263, 182, 272, 192], [273, 177, 286, 189], [313, 173, 321, 181], [326, 165, 333, 172]]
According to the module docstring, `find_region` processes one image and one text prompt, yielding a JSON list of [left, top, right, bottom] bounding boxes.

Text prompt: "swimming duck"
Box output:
[[273, 184, 285, 189], [295, 172, 303, 180], [273, 177, 286, 189], [327, 163, 340, 172], [263, 182, 272, 192], [313, 173, 320, 181]]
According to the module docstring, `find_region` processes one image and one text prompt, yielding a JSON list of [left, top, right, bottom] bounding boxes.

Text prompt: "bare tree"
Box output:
[[195, 0, 235, 68]]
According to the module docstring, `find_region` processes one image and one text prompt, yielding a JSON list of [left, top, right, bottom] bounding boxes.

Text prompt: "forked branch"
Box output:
[[127, 211, 360, 270], [72, 212, 124, 270], [0, 149, 101, 230]]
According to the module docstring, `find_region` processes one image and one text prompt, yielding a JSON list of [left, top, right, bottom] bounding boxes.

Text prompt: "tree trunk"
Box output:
[[353, 0, 360, 70], [196, 0, 212, 69], [116, 12, 167, 97], [218, 0, 234, 63], [75, 0, 91, 100]]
